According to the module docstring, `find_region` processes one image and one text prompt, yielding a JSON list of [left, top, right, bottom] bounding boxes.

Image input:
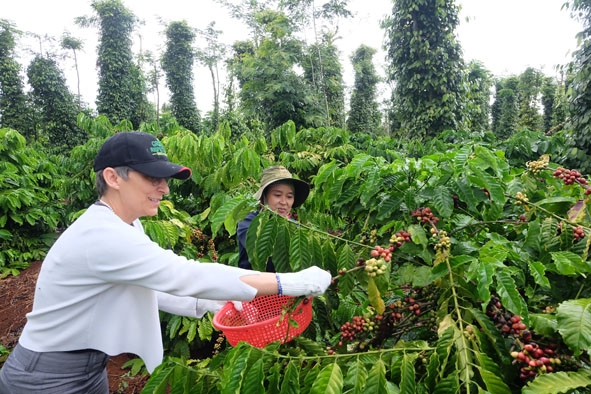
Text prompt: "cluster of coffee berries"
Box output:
[[213, 333, 225, 356], [370, 245, 392, 262], [463, 324, 477, 341], [191, 228, 207, 242], [553, 167, 588, 186], [359, 229, 378, 245], [389, 230, 412, 248], [573, 226, 586, 242], [339, 315, 373, 343], [556, 223, 587, 242], [503, 314, 528, 337], [364, 258, 387, 277], [430, 228, 451, 252], [411, 207, 440, 225], [206, 239, 218, 261], [191, 228, 217, 259], [486, 296, 531, 340], [486, 296, 571, 383], [364, 230, 414, 262], [515, 192, 529, 205], [543, 305, 555, 314], [387, 300, 405, 322], [526, 155, 550, 175], [511, 342, 561, 381], [405, 296, 422, 315], [386, 295, 425, 321], [326, 288, 439, 354]]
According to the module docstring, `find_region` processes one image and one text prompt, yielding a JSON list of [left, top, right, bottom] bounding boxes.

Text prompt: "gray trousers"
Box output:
[[0, 343, 109, 394]]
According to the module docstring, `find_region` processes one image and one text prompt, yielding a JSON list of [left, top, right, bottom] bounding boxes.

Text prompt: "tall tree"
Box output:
[[219, 0, 348, 130], [383, 0, 466, 138], [0, 20, 31, 136], [517, 67, 544, 131], [195, 22, 227, 131], [128, 61, 154, 128], [230, 9, 318, 130], [60, 33, 84, 108], [221, 51, 251, 138], [465, 61, 493, 132], [346, 45, 381, 134], [162, 20, 201, 133], [26, 55, 87, 152], [541, 76, 558, 132], [548, 71, 570, 132], [491, 77, 519, 139], [143, 51, 163, 126], [564, 0, 591, 172], [303, 33, 346, 128], [77, 0, 139, 126], [280, 0, 351, 128], [278, 0, 352, 25]]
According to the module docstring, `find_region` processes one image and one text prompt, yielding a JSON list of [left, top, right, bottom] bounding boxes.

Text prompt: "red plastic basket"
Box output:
[[213, 295, 313, 348]]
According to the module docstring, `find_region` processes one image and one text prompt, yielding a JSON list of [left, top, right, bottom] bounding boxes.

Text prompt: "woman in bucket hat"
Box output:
[[237, 165, 310, 271], [0, 133, 330, 394]]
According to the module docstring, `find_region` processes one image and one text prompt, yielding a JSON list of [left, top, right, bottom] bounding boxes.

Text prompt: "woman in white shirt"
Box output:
[[0, 131, 331, 394]]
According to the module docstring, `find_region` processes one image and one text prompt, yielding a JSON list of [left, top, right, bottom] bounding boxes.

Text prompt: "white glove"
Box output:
[[277, 266, 332, 297], [196, 299, 243, 318]]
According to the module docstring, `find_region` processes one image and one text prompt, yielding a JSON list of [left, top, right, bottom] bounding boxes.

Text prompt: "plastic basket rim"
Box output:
[[212, 294, 312, 332]]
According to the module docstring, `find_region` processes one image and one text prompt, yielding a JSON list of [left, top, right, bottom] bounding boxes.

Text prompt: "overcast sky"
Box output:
[[3, 0, 584, 112]]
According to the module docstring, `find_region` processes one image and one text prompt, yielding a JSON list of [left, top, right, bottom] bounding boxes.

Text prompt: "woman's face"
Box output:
[[264, 183, 295, 217], [119, 170, 169, 221]]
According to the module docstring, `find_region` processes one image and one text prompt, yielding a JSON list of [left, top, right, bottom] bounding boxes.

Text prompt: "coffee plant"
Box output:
[[0, 128, 64, 275]]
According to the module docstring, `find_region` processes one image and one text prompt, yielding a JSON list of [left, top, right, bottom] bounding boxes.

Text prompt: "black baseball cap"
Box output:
[[93, 131, 192, 180]]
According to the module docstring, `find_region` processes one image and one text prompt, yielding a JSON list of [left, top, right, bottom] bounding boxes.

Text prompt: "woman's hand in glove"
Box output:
[[196, 299, 242, 318], [277, 266, 332, 297]]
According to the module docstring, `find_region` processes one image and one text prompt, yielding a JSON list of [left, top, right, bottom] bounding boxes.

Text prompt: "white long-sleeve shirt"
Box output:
[[19, 203, 258, 372]]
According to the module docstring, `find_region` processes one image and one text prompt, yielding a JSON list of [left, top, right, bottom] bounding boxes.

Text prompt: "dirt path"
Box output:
[[0, 261, 148, 393]]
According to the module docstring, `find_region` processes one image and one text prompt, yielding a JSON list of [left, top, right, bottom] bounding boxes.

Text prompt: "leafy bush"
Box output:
[[0, 128, 64, 275]]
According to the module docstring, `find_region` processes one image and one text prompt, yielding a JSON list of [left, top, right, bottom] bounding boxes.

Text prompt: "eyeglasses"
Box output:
[[131, 170, 168, 186], [146, 176, 168, 187]]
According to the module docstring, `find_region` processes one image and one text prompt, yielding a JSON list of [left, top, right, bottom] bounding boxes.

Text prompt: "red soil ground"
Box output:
[[0, 261, 148, 393]]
